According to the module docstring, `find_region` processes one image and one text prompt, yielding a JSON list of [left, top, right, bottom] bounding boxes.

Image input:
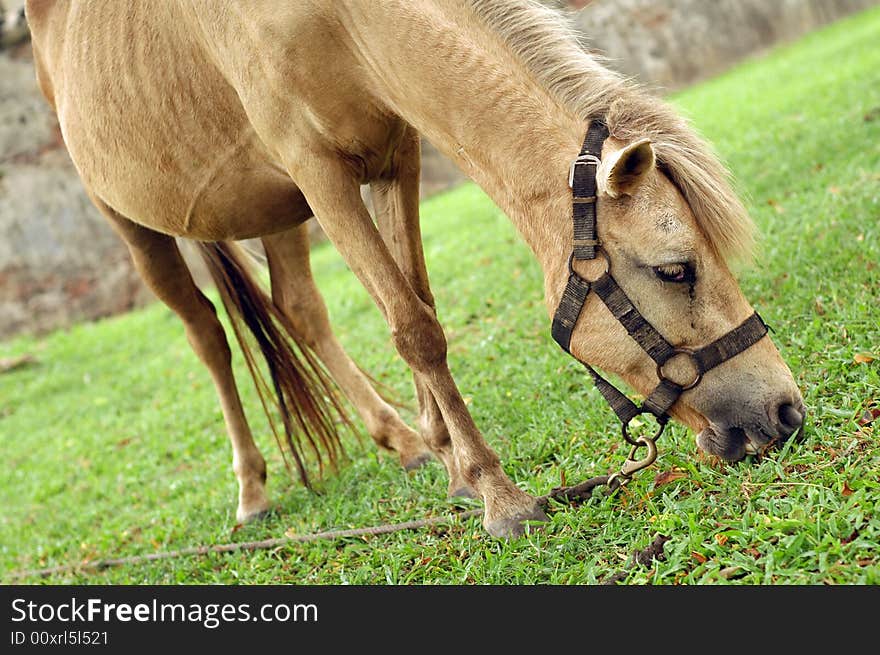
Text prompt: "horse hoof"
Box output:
[[448, 485, 477, 499], [402, 452, 433, 471], [484, 504, 549, 539], [237, 504, 273, 524]]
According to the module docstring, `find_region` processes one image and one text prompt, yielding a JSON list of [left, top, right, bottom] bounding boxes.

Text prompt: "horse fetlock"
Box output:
[[233, 446, 267, 471], [365, 405, 406, 446], [463, 457, 503, 488], [482, 486, 548, 539], [430, 447, 472, 497], [235, 472, 271, 523], [232, 447, 269, 519], [419, 412, 452, 452], [484, 506, 548, 539], [464, 462, 547, 537], [447, 480, 477, 499], [387, 425, 434, 471], [236, 492, 272, 524], [366, 408, 433, 469], [232, 452, 269, 522]]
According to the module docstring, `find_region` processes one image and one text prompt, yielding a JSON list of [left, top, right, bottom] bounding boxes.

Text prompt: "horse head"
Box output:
[[564, 133, 805, 462]]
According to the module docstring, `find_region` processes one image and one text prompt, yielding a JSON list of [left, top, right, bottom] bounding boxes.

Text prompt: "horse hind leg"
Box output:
[[94, 198, 270, 523], [371, 128, 474, 499], [262, 224, 432, 470]]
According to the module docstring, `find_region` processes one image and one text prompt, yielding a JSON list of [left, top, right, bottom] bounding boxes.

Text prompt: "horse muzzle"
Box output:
[[696, 398, 806, 461]]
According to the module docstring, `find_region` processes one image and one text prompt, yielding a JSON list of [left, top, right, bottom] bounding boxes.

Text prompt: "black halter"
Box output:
[[552, 118, 769, 453]]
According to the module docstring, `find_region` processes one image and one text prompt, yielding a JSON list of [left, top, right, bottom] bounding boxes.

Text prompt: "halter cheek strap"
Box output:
[[551, 120, 609, 348], [551, 118, 768, 451]]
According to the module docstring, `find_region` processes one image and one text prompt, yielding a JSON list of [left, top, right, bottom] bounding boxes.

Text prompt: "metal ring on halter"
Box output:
[[566, 249, 609, 281], [621, 408, 668, 446], [657, 347, 703, 391]]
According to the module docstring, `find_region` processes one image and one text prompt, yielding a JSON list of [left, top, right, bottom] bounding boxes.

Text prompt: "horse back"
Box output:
[[24, 1, 338, 239], [25, 2, 416, 240]]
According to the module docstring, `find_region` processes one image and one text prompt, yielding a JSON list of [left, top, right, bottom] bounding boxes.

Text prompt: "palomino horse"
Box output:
[[26, 0, 805, 538]]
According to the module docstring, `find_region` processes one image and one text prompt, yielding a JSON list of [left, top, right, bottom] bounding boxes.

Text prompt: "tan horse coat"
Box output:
[[26, 0, 803, 537]]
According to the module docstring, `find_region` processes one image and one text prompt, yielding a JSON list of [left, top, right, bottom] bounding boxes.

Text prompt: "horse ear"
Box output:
[[598, 138, 656, 198]]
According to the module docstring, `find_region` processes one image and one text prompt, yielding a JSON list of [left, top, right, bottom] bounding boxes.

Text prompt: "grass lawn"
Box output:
[[1, 7, 878, 585]]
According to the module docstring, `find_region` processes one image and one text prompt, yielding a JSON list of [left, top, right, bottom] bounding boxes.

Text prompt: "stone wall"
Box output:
[[2, 0, 878, 339], [570, 0, 880, 91], [0, 34, 153, 340]]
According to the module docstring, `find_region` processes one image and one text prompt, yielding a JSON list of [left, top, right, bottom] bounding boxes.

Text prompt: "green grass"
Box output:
[[2, 7, 879, 585]]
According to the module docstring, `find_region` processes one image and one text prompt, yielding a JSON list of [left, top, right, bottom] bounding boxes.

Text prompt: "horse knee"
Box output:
[[233, 448, 267, 482], [391, 304, 447, 373]]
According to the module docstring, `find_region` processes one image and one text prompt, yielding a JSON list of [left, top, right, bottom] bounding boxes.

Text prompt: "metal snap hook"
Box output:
[[607, 437, 657, 491], [619, 435, 658, 477], [608, 435, 658, 490]]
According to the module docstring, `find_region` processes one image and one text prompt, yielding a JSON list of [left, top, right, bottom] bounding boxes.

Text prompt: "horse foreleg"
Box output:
[[292, 157, 547, 538], [370, 128, 473, 499], [262, 225, 432, 470], [94, 199, 270, 523]]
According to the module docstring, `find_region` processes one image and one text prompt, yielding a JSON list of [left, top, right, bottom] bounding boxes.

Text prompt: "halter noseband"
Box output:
[[551, 118, 768, 471]]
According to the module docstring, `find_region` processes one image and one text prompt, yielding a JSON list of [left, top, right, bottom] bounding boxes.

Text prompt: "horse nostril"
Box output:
[[777, 403, 804, 436]]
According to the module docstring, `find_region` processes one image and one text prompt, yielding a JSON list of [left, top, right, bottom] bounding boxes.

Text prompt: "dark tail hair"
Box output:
[[197, 241, 350, 487]]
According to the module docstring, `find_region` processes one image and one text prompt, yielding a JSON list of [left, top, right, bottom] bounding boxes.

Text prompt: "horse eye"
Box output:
[[653, 262, 695, 284]]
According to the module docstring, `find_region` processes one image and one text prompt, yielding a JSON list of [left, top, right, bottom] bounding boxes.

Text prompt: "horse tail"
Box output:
[[196, 240, 349, 487]]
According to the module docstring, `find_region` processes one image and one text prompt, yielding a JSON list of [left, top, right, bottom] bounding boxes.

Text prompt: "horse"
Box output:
[[25, 0, 805, 538]]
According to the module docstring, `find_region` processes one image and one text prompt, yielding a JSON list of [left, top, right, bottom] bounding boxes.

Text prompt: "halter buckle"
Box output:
[[568, 154, 601, 188]]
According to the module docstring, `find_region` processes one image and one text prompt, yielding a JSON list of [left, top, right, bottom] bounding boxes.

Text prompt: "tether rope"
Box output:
[[7, 475, 671, 582]]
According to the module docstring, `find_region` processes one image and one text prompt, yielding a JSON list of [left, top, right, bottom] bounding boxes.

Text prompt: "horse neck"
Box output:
[[350, 1, 586, 302]]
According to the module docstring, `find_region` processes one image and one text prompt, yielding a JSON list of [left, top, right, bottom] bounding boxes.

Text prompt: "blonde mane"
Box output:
[[467, 0, 755, 261]]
